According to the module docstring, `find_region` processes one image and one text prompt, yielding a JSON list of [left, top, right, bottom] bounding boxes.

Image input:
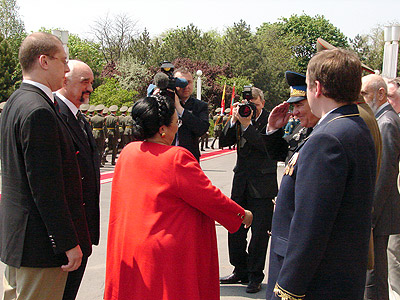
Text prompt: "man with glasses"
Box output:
[[0, 32, 91, 300]]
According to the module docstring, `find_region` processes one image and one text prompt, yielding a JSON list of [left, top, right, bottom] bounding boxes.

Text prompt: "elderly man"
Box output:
[[173, 67, 209, 161], [387, 78, 400, 114], [267, 71, 320, 164], [55, 60, 101, 300], [0, 33, 91, 300], [361, 74, 400, 300], [267, 49, 376, 300], [219, 86, 287, 293]]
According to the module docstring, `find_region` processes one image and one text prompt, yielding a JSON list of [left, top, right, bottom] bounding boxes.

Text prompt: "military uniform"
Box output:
[[210, 108, 223, 149], [118, 106, 128, 150], [124, 106, 133, 143], [91, 105, 106, 165], [104, 105, 119, 165]]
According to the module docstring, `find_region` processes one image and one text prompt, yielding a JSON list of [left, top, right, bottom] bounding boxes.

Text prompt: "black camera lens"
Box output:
[[238, 104, 252, 118]]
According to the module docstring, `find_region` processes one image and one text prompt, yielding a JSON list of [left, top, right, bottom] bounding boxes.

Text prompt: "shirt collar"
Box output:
[[23, 79, 54, 102], [55, 91, 79, 118], [375, 102, 390, 116]]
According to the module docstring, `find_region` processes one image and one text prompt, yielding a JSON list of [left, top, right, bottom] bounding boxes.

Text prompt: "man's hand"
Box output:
[[174, 93, 184, 116], [232, 102, 252, 128], [267, 102, 291, 132], [61, 245, 83, 272], [242, 210, 253, 228]]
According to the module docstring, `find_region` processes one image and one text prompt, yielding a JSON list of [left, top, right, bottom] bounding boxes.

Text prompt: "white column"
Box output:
[[196, 70, 203, 100]]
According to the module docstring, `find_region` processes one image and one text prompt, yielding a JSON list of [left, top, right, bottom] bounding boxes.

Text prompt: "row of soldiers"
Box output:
[[80, 104, 134, 166]]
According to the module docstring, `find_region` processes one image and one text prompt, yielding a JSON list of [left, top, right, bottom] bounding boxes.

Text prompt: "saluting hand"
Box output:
[[267, 102, 291, 132]]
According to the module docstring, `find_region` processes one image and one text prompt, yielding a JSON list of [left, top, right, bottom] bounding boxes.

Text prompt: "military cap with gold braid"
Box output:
[[316, 37, 375, 74], [285, 71, 307, 103]]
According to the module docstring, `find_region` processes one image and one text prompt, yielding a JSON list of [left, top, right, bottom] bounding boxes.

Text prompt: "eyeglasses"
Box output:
[[47, 55, 69, 66]]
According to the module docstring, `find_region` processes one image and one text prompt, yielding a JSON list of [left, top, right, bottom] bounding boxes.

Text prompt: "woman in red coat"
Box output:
[[104, 95, 252, 300]]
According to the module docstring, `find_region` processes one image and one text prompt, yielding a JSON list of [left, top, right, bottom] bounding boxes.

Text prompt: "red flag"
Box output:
[[230, 83, 235, 115]]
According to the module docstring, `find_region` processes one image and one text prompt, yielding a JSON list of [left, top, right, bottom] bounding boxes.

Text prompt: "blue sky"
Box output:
[[17, 0, 399, 40]]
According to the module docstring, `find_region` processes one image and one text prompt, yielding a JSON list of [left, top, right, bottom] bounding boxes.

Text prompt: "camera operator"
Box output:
[[173, 67, 209, 161], [219, 86, 287, 293]]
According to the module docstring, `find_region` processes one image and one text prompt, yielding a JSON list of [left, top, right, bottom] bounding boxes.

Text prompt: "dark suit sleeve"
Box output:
[[264, 129, 289, 162], [275, 132, 348, 297], [372, 119, 400, 227], [180, 101, 209, 137], [219, 120, 237, 147], [21, 107, 78, 254]]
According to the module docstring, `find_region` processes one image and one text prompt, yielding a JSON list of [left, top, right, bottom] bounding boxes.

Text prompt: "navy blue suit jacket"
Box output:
[[267, 104, 376, 299]]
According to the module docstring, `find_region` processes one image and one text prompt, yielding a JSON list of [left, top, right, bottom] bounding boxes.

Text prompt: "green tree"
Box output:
[[220, 20, 260, 78], [0, 34, 19, 101], [90, 78, 137, 107], [116, 55, 151, 97], [157, 24, 219, 63], [278, 14, 348, 72], [255, 22, 303, 108]]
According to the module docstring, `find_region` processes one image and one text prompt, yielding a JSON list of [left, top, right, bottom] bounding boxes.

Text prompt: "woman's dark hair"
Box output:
[[131, 95, 175, 141]]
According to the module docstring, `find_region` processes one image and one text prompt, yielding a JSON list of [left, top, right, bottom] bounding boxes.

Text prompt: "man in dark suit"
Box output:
[[266, 49, 376, 300], [55, 60, 101, 300], [173, 67, 209, 161], [219, 87, 287, 293], [0, 32, 92, 300], [361, 74, 400, 300]]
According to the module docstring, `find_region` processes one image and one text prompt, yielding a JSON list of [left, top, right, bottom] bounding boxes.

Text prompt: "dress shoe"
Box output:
[[219, 273, 249, 284], [246, 281, 261, 293]]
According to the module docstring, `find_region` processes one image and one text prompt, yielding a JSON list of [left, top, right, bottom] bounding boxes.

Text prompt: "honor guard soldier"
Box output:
[[125, 106, 134, 143], [118, 106, 128, 149], [88, 105, 95, 118], [210, 108, 223, 149], [91, 104, 106, 166], [80, 103, 91, 123], [105, 105, 119, 165]]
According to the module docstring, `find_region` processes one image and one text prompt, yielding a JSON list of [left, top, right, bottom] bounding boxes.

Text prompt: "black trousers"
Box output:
[[364, 234, 389, 300], [62, 256, 88, 300], [228, 192, 274, 283]]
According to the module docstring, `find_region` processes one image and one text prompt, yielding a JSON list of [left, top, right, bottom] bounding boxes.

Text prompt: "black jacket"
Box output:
[[56, 96, 101, 245], [0, 83, 92, 268], [219, 109, 287, 199]]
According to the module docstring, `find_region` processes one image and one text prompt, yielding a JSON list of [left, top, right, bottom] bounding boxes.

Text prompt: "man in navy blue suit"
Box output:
[[266, 49, 376, 300]]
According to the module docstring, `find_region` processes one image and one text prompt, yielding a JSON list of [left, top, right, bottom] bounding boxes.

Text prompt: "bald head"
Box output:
[[58, 60, 94, 107], [361, 74, 388, 113]]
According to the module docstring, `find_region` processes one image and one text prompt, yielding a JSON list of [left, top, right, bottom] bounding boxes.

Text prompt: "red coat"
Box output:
[[105, 142, 245, 300]]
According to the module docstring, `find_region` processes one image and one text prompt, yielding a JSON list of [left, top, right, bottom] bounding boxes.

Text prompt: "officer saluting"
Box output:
[[268, 71, 320, 165]]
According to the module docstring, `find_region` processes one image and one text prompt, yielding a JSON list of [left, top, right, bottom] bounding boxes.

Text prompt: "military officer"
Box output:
[[91, 104, 106, 166], [267, 71, 320, 164], [105, 105, 119, 165], [124, 106, 133, 143], [210, 108, 223, 149], [80, 103, 91, 123]]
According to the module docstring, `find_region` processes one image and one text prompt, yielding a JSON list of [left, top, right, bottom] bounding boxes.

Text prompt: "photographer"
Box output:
[[173, 67, 209, 161], [219, 86, 287, 293]]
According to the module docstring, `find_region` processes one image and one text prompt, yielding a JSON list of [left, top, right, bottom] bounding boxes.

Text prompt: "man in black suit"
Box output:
[[219, 87, 287, 293], [0, 33, 92, 300], [173, 67, 209, 161], [55, 60, 101, 300]]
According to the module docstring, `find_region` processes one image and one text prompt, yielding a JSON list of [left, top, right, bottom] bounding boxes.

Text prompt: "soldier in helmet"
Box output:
[[91, 104, 106, 166], [105, 105, 119, 165], [124, 106, 134, 143], [210, 108, 223, 149], [118, 106, 128, 149]]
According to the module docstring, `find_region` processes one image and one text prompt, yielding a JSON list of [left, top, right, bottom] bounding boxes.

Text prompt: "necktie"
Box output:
[[76, 110, 89, 142]]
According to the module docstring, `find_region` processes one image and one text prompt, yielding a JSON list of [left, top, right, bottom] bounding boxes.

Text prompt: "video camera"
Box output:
[[238, 85, 257, 118], [151, 61, 189, 99]]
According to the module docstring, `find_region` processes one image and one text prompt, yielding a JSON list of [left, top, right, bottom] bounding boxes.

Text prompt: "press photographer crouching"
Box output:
[[104, 94, 252, 300], [219, 86, 287, 293]]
